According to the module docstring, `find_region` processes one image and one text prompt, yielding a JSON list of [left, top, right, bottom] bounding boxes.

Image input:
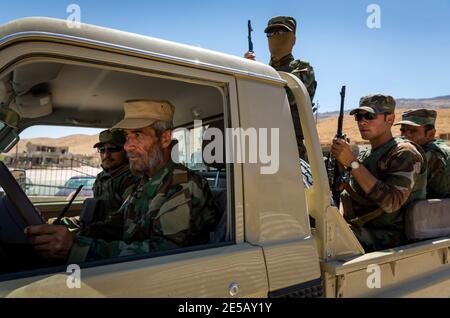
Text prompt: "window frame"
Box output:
[[0, 54, 241, 283]]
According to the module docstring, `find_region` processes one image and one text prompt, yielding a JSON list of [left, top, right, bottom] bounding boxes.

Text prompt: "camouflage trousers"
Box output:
[[350, 225, 406, 252]]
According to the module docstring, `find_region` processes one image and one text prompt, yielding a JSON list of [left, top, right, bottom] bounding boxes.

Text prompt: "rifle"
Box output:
[[53, 185, 83, 225], [247, 20, 254, 53], [329, 86, 349, 207]]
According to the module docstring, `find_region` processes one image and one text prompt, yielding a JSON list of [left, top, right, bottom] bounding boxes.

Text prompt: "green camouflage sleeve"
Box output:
[[115, 170, 140, 201], [68, 174, 218, 263], [426, 150, 447, 197], [426, 150, 446, 180], [366, 143, 424, 213], [291, 61, 317, 101]]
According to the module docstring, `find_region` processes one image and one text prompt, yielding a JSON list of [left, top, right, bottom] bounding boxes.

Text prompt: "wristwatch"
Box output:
[[346, 160, 361, 172]]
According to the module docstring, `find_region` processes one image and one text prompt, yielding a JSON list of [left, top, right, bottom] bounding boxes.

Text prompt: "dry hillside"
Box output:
[[6, 97, 450, 155], [317, 96, 450, 145], [7, 134, 100, 156]]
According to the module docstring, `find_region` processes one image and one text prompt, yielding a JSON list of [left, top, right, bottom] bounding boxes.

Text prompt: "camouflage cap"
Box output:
[[349, 94, 396, 115], [112, 100, 175, 130], [93, 129, 126, 148], [264, 16, 297, 34], [394, 109, 437, 127]]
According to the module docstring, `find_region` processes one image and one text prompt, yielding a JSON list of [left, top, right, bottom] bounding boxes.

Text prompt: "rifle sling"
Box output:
[[349, 208, 384, 228], [343, 182, 385, 227]]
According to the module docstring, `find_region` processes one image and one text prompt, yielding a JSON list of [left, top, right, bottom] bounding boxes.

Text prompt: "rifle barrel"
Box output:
[[336, 85, 346, 138], [331, 85, 347, 207], [248, 20, 254, 52]]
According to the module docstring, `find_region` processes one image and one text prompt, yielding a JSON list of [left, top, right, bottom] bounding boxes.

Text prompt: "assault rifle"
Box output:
[[328, 86, 349, 207]]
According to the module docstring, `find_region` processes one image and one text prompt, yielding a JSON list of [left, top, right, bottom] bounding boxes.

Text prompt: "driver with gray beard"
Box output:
[[25, 100, 219, 263]]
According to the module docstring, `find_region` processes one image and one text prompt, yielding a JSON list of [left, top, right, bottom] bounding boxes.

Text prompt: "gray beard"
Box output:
[[129, 143, 164, 177]]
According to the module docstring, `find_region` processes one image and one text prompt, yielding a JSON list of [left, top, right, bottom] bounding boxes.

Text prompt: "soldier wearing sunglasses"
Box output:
[[244, 16, 317, 102], [90, 129, 140, 225], [331, 94, 427, 252], [49, 130, 139, 231]]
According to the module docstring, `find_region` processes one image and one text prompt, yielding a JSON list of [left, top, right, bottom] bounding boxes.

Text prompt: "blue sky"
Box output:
[[2, 0, 450, 138]]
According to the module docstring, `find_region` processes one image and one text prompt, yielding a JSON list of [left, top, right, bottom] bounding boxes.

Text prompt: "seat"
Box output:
[[210, 188, 227, 243], [405, 199, 450, 240], [79, 198, 99, 225]]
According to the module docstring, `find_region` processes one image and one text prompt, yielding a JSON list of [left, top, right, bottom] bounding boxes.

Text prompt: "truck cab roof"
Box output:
[[0, 17, 281, 82]]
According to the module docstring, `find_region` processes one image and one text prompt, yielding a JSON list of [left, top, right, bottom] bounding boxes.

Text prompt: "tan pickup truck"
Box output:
[[1, 17, 450, 298]]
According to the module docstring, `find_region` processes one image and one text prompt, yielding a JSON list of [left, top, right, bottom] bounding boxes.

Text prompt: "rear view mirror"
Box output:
[[0, 108, 19, 128]]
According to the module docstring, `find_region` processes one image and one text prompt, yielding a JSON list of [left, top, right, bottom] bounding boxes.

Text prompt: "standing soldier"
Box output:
[[244, 16, 317, 101], [396, 109, 450, 199], [331, 94, 427, 251], [245, 16, 317, 160]]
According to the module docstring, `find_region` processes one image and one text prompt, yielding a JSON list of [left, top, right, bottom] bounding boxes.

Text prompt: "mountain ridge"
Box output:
[[6, 95, 450, 155]]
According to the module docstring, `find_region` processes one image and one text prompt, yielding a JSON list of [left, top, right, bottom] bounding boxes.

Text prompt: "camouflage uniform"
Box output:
[[53, 130, 139, 231], [273, 54, 316, 159], [68, 160, 219, 262], [89, 164, 139, 225], [422, 140, 450, 198], [265, 16, 317, 160], [87, 129, 139, 226], [270, 54, 317, 101], [342, 95, 427, 252], [395, 109, 450, 199], [53, 165, 138, 231]]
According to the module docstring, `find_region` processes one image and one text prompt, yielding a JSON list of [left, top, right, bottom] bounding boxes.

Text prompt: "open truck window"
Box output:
[[0, 57, 235, 280]]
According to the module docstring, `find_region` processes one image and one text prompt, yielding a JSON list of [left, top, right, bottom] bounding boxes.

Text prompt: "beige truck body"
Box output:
[[0, 17, 449, 298]]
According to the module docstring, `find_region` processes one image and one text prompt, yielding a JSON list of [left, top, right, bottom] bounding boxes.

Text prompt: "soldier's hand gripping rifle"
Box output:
[[328, 86, 349, 207]]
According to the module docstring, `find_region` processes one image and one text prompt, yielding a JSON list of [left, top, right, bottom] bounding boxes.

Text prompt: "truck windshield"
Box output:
[[3, 125, 102, 202]]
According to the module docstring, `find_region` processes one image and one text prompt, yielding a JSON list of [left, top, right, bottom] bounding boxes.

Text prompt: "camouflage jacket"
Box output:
[[422, 139, 450, 199], [90, 163, 140, 223], [53, 164, 139, 231], [68, 160, 219, 263], [342, 137, 427, 231], [270, 54, 317, 159], [270, 54, 317, 101]]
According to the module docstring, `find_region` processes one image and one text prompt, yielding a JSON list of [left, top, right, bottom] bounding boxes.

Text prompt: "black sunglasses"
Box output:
[[354, 112, 378, 121], [97, 146, 122, 154], [266, 29, 289, 37]]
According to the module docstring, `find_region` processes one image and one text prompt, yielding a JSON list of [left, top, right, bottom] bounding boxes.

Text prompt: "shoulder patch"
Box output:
[[295, 59, 311, 67], [396, 140, 421, 154], [171, 169, 189, 186], [392, 140, 426, 169], [291, 59, 314, 73]]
